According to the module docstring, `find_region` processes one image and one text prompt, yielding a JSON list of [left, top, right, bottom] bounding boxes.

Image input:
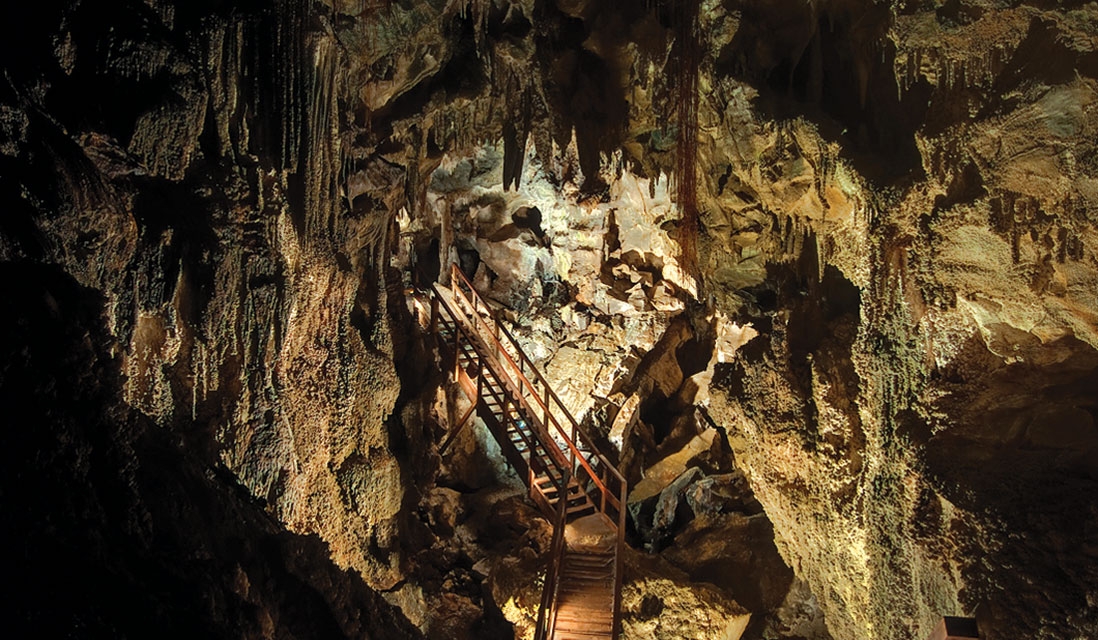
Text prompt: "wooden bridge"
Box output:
[[416, 264, 627, 640]]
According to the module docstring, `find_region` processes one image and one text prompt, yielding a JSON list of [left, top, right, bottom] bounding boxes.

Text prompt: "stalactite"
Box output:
[[303, 31, 341, 245], [673, 0, 701, 279], [501, 64, 532, 191], [280, 0, 307, 172], [895, 41, 1011, 100]]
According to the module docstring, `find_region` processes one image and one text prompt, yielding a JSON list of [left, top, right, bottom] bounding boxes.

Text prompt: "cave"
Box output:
[[2, 1, 1097, 639]]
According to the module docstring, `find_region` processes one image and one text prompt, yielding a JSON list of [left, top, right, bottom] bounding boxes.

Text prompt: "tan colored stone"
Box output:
[[610, 393, 642, 451], [630, 429, 718, 504]]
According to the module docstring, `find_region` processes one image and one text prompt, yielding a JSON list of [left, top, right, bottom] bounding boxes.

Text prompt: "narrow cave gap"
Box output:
[[284, 172, 308, 239], [510, 205, 545, 240], [933, 160, 987, 213], [438, 18, 490, 102], [414, 235, 442, 288], [485, 0, 533, 41], [675, 334, 714, 380], [456, 243, 481, 280]]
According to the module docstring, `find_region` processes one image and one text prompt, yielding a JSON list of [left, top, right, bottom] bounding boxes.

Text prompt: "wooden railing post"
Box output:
[[453, 321, 461, 378], [534, 463, 571, 640], [544, 384, 550, 432]]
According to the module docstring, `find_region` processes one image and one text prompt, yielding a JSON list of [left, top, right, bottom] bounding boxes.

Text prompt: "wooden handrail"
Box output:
[[449, 267, 625, 487], [448, 264, 625, 516]]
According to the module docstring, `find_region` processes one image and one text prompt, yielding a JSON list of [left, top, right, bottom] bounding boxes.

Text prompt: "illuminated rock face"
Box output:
[[691, 3, 1098, 639], [2, 1, 1097, 639]]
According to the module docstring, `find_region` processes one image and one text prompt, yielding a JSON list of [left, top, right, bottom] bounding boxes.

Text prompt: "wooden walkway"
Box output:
[[417, 264, 627, 640]]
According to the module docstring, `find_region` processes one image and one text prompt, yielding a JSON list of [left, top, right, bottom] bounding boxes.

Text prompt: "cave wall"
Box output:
[[697, 2, 1098, 639], [0, 0, 422, 607], [390, 1, 1098, 635], [0, 263, 421, 638], [3, 0, 1097, 639]]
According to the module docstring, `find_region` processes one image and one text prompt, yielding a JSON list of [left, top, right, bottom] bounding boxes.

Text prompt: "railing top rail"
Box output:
[[448, 265, 626, 491]]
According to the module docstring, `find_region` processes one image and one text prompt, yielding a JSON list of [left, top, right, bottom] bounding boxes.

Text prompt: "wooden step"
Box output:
[[504, 417, 532, 431], [562, 559, 614, 571], [554, 629, 615, 638], [554, 605, 616, 617], [553, 601, 616, 639], [533, 466, 569, 483], [538, 476, 588, 496], [558, 584, 614, 595], [562, 570, 614, 579], [510, 435, 544, 452], [561, 565, 614, 575], [533, 472, 576, 491], [564, 551, 615, 562], [560, 565, 614, 577], [563, 502, 596, 518], [558, 578, 614, 589], [555, 610, 615, 622], [540, 481, 583, 499], [554, 629, 614, 639], [558, 590, 613, 599]]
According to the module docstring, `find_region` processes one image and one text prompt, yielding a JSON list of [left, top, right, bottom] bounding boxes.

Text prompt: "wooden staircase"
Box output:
[[415, 264, 627, 640]]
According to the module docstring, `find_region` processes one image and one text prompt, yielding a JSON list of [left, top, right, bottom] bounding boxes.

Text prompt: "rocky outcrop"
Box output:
[[697, 2, 1098, 639], [0, 0, 449, 595], [0, 264, 420, 638]]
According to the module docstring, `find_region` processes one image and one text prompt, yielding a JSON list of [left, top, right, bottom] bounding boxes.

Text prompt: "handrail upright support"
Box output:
[[476, 357, 483, 402], [544, 384, 550, 434], [453, 323, 461, 378]]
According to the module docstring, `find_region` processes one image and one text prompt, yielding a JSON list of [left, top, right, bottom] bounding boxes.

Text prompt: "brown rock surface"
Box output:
[[4, 1, 1098, 639], [0, 265, 420, 638], [696, 2, 1098, 639]]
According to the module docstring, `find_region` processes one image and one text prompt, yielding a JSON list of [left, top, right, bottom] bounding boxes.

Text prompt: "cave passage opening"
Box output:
[[388, 128, 801, 639]]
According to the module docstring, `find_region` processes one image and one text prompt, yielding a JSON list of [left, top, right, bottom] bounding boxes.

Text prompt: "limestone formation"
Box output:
[[2, 1, 1096, 639]]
